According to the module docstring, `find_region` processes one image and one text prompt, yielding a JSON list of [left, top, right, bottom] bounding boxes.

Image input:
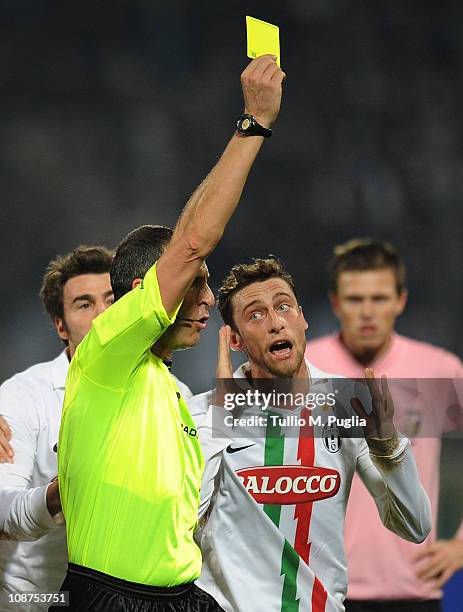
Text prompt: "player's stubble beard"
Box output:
[[347, 329, 391, 366], [252, 339, 305, 379]]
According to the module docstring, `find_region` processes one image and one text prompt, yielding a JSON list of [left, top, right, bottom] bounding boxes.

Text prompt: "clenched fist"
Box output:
[[241, 55, 286, 128]]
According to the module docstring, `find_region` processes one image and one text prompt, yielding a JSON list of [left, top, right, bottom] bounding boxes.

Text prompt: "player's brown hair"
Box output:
[[40, 245, 113, 321], [218, 257, 298, 330], [329, 239, 406, 294]]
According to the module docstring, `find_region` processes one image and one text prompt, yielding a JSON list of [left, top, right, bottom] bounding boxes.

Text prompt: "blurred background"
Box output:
[[0, 1, 462, 602], [1, 1, 462, 390]]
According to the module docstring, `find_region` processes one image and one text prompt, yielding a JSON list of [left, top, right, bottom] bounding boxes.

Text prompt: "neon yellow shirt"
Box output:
[[58, 263, 204, 585]]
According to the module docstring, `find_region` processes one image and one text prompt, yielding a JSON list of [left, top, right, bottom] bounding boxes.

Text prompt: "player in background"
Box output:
[[55, 56, 285, 612], [0, 246, 114, 610], [306, 239, 463, 612], [0, 245, 193, 611], [189, 257, 431, 612]]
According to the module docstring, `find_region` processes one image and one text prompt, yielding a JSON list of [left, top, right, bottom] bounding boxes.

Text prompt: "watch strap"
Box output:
[[236, 114, 272, 138]]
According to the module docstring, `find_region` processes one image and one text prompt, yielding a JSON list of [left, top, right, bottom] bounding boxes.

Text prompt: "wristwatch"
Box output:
[[236, 114, 272, 138]]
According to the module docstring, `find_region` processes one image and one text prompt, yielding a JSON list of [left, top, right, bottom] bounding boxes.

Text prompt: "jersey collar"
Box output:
[[336, 331, 398, 371], [233, 358, 340, 383], [52, 350, 70, 390]]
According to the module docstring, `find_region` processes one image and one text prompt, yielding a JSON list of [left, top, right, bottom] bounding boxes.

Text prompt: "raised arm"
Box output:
[[157, 55, 285, 316], [73, 57, 285, 389]]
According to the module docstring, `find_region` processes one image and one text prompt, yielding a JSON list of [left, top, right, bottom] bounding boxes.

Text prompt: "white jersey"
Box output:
[[188, 362, 431, 612], [0, 352, 68, 611], [0, 351, 192, 611]]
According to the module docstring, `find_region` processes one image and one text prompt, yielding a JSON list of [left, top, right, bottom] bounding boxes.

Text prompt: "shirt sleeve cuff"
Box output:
[[367, 433, 408, 459], [30, 485, 60, 530]]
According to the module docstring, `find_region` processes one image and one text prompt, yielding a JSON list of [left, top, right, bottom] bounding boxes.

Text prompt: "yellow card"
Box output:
[[246, 16, 280, 66]]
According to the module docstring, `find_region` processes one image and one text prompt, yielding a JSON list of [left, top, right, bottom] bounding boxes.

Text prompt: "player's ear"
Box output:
[[298, 305, 309, 331], [131, 278, 142, 290], [396, 288, 408, 316], [54, 317, 69, 341], [229, 329, 245, 352], [329, 292, 340, 319]]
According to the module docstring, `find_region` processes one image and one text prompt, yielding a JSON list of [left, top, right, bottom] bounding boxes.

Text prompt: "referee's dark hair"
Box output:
[[329, 238, 406, 295], [110, 225, 173, 301]]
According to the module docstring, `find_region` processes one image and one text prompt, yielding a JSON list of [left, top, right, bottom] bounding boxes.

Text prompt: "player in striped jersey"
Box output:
[[189, 257, 432, 612]]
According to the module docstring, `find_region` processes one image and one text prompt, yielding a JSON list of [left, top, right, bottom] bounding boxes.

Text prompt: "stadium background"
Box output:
[[0, 1, 461, 608]]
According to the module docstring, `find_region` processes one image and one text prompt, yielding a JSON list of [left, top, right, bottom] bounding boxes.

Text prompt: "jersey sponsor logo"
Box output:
[[322, 422, 342, 453], [236, 465, 340, 504]]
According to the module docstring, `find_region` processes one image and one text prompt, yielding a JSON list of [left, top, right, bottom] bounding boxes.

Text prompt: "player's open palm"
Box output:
[[351, 368, 397, 440], [214, 325, 237, 408], [216, 325, 233, 380]]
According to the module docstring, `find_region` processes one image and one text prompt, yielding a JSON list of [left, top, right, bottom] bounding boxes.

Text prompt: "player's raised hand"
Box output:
[[214, 325, 237, 408], [216, 325, 233, 380], [241, 55, 286, 128], [351, 368, 396, 439], [0, 415, 14, 464]]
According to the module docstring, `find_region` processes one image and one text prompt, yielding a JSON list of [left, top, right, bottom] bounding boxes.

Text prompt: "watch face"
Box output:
[[241, 117, 251, 131]]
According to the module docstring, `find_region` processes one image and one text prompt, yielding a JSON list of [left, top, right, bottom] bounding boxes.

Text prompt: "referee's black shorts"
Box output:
[[49, 563, 225, 612]]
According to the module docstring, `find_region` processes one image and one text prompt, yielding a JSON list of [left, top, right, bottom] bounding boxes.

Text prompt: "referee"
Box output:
[[53, 55, 285, 611]]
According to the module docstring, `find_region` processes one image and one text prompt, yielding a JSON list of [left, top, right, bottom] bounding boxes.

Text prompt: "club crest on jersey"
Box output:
[[322, 422, 342, 453], [236, 465, 340, 504]]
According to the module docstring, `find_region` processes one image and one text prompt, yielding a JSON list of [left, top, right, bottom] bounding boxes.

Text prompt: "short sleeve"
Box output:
[[74, 263, 182, 390]]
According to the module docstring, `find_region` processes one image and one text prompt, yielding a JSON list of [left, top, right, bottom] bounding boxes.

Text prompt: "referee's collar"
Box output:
[[163, 359, 173, 371]]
